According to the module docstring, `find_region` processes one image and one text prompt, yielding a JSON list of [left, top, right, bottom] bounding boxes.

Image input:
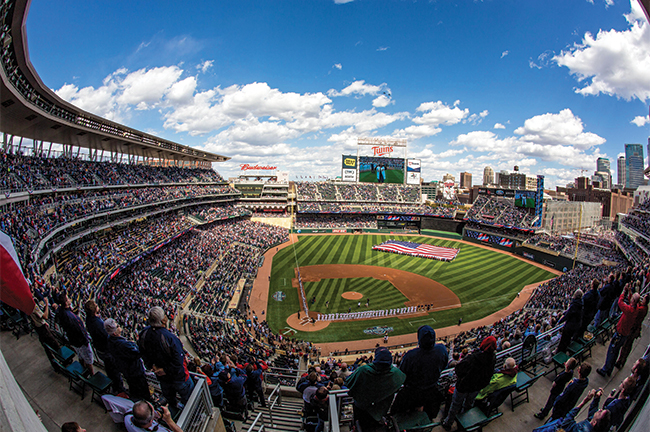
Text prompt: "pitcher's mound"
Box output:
[[286, 312, 330, 332], [342, 291, 363, 300]]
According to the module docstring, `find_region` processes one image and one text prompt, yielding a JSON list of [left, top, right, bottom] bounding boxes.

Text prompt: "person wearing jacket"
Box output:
[[85, 300, 124, 394], [394, 325, 448, 420], [555, 289, 583, 354], [549, 362, 592, 421], [588, 377, 636, 429], [580, 280, 600, 336], [441, 336, 497, 431], [245, 361, 267, 408], [597, 286, 643, 377], [346, 347, 406, 432], [104, 318, 151, 401], [475, 357, 518, 401], [55, 292, 94, 376], [534, 357, 578, 419], [532, 390, 611, 432], [138, 307, 194, 409], [219, 361, 248, 412]]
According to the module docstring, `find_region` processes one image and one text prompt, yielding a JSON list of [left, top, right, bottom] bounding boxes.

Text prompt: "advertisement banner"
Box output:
[[342, 169, 356, 182], [406, 159, 421, 185]]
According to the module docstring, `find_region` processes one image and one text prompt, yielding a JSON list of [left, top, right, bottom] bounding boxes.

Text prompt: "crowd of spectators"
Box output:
[[296, 201, 456, 217], [465, 195, 535, 229], [294, 181, 422, 203], [295, 215, 378, 229], [1, 151, 224, 193], [525, 233, 626, 266]]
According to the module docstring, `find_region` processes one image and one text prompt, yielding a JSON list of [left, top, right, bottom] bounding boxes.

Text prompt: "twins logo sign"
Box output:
[[272, 291, 286, 302], [363, 326, 394, 335]]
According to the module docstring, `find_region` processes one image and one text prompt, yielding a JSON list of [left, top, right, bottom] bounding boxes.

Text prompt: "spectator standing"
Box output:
[[580, 279, 600, 336], [346, 347, 406, 432], [84, 300, 124, 394], [597, 286, 643, 377], [593, 274, 615, 328], [441, 336, 497, 430], [616, 295, 649, 369], [534, 357, 578, 420], [549, 362, 592, 421], [555, 289, 583, 354], [29, 296, 60, 367], [138, 307, 194, 408], [394, 325, 448, 420], [55, 292, 94, 375], [104, 319, 151, 402]]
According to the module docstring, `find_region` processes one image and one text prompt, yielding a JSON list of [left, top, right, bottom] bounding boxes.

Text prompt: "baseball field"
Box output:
[[266, 234, 556, 343]]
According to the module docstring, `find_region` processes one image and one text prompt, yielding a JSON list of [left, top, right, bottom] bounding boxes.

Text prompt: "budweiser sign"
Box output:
[[372, 146, 394, 157], [240, 164, 277, 171]]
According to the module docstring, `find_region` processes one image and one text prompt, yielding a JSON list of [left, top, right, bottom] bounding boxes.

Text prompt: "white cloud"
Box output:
[[376, 46, 389, 51], [494, 123, 506, 129], [334, 0, 354, 4], [554, 15, 650, 101], [372, 95, 392, 108], [465, 109, 489, 125], [117, 66, 184, 109], [197, 60, 213, 73], [631, 115, 650, 126], [333, 63, 342, 70], [501, 50, 509, 58], [327, 80, 387, 97], [413, 100, 470, 126], [450, 109, 605, 170]]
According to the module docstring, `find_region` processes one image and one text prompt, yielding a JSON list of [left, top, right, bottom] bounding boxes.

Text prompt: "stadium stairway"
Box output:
[[236, 396, 305, 432]]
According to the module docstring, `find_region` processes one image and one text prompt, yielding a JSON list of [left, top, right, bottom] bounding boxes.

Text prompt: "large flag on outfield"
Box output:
[[0, 231, 35, 314], [373, 240, 459, 261]]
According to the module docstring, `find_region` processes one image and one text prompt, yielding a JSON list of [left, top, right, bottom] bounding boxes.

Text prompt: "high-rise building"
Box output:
[[483, 166, 494, 186], [596, 157, 610, 174], [617, 156, 626, 189], [460, 172, 472, 188], [625, 143, 644, 190]]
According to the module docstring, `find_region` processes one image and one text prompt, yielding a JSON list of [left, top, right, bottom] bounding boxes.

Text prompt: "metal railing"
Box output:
[[177, 374, 215, 432]]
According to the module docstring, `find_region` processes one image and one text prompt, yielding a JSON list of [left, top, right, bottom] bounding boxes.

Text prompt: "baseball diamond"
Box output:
[[264, 234, 557, 344]]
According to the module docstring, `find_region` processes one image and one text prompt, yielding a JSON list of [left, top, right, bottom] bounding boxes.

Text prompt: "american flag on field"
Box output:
[[372, 240, 459, 261]]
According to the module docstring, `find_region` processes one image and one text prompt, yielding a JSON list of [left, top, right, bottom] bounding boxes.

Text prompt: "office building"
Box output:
[[460, 172, 472, 188], [617, 156, 626, 189], [483, 166, 494, 186], [625, 143, 644, 190]]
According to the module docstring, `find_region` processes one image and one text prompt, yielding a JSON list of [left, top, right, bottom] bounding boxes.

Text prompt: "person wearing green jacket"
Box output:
[[345, 347, 406, 432]]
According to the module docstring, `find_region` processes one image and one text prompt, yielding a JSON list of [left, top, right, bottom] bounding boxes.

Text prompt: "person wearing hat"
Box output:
[[218, 358, 248, 415], [394, 325, 448, 420], [138, 307, 194, 409], [442, 335, 497, 430], [345, 347, 406, 432], [105, 318, 151, 402]]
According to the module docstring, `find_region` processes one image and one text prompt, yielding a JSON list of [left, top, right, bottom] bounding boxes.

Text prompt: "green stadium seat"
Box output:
[[552, 351, 571, 376], [391, 410, 439, 432], [455, 407, 502, 432]]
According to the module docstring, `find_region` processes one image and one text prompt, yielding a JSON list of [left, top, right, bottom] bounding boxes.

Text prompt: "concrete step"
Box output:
[[237, 398, 305, 432]]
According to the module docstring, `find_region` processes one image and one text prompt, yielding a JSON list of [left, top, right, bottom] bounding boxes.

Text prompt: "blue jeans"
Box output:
[[602, 332, 627, 374], [161, 375, 195, 408], [443, 389, 479, 425], [593, 310, 607, 329]]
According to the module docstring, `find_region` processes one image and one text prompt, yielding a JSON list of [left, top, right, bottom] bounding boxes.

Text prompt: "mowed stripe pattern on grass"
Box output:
[[267, 234, 556, 343], [304, 277, 409, 314]]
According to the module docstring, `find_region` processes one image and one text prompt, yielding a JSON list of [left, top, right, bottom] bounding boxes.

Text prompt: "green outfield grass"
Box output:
[[358, 169, 404, 184], [267, 234, 556, 343]]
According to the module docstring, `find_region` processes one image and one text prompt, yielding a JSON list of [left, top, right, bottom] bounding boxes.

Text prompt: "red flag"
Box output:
[[0, 231, 35, 314]]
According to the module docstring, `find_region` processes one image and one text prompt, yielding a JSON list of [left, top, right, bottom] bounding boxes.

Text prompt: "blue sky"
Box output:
[[25, 0, 650, 187]]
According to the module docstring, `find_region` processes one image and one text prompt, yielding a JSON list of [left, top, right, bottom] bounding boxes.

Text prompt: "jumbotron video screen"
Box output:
[[358, 156, 405, 184]]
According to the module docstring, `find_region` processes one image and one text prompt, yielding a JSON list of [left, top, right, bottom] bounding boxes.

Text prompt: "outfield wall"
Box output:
[[420, 217, 464, 234]]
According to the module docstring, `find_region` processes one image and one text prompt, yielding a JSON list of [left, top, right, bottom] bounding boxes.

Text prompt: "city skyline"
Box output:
[[24, 0, 650, 187]]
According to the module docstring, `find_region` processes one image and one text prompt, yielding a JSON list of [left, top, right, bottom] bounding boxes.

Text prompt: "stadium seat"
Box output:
[[391, 410, 440, 432], [455, 406, 502, 432], [510, 371, 544, 411], [79, 371, 112, 404], [44, 343, 75, 367], [52, 358, 85, 396], [551, 352, 571, 376]]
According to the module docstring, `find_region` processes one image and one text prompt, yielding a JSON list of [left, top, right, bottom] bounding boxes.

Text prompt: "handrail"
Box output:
[[246, 412, 265, 432], [176, 374, 214, 432], [265, 382, 283, 427]]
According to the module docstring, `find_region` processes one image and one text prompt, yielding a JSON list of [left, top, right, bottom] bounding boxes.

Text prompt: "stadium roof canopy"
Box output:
[[0, 0, 229, 164]]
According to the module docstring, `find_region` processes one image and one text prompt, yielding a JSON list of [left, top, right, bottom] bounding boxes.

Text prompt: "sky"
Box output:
[[24, 0, 650, 188]]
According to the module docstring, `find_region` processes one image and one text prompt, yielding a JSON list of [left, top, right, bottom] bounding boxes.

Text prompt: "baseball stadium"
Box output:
[[1, 1, 650, 432]]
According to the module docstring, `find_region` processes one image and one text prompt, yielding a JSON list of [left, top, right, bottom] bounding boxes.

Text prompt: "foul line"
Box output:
[[408, 317, 437, 326]]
